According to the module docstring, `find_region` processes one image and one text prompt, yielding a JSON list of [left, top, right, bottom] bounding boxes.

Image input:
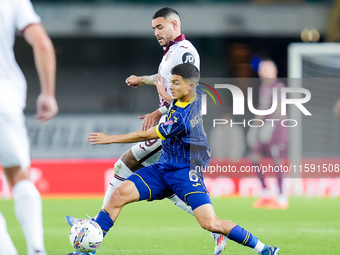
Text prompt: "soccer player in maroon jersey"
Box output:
[[248, 59, 289, 210]]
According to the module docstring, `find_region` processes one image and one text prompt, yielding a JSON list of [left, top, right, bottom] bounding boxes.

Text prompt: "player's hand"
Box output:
[[87, 132, 113, 145], [36, 93, 58, 122], [154, 75, 165, 92], [139, 110, 162, 131], [126, 75, 143, 88], [154, 75, 172, 103]]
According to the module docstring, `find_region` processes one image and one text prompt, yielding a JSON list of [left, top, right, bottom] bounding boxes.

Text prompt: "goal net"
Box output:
[[288, 43, 340, 169]]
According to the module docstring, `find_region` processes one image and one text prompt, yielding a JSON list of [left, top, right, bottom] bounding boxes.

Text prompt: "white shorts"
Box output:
[[131, 114, 166, 167], [0, 113, 30, 170], [131, 139, 162, 167]]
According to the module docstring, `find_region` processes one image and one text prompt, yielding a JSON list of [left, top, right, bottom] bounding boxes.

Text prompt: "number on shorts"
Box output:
[[189, 169, 199, 182], [145, 139, 158, 147]]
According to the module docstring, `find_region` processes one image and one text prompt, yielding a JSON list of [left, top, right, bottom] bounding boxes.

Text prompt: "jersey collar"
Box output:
[[174, 94, 197, 108], [163, 34, 186, 55]]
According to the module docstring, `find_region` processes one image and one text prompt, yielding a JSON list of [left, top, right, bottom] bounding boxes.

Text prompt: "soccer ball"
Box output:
[[69, 219, 103, 253]]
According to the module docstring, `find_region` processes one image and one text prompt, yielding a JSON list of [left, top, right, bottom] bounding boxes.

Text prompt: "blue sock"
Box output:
[[93, 210, 114, 237], [227, 225, 258, 248]]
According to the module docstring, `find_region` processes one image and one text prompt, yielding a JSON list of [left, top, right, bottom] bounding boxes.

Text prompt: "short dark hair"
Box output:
[[153, 7, 180, 20], [261, 57, 274, 63], [171, 63, 200, 83]]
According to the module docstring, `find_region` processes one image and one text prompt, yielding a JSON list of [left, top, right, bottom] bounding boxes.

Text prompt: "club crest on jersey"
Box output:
[[165, 51, 172, 61], [182, 52, 195, 64]]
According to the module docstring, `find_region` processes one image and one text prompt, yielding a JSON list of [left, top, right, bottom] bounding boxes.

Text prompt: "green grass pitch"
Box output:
[[1, 197, 339, 254]]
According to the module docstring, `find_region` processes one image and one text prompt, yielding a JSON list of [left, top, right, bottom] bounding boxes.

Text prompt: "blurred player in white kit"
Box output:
[[0, 0, 58, 254]]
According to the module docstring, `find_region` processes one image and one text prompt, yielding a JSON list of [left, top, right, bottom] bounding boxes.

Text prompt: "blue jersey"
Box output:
[[156, 89, 210, 169], [128, 89, 212, 210]]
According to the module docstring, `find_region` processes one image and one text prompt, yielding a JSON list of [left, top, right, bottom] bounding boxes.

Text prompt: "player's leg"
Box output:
[[188, 193, 228, 255], [101, 180, 140, 223], [92, 164, 170, 238], [102, 140, 194, 216], [102, 150, 137, 207], [101, 139, 161, 208], [166, 168, 228, 255], [167, 194, 194, 215], [0, 113, 46, 255], [102, 146, 222, 254], [93, 180, 140, 238], [66, 179, 141, 255], [66, 148, 145, 229], [0, 212, 18, 255], [266, 143, 288, 209], [250, 147, 272, 209], [192, 203, 279, 255], [133, 140, 195, 215]]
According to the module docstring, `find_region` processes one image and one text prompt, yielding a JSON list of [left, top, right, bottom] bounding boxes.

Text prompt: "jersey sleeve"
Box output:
[[15, 0, 41, 31], [156, 112, 186, 140]]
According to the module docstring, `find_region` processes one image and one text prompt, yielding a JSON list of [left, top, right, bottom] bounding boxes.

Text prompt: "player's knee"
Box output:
[[110, 181, 138, 207], [110, 187, 127, 207], [198, 218, 217, 232], [2, 166, 28, 188]]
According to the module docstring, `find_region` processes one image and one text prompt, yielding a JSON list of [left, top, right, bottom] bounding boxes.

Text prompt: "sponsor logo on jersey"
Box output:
[[164, 120, 174, 126], [182, 52, 195, 64], [164, 120, 174, 133]]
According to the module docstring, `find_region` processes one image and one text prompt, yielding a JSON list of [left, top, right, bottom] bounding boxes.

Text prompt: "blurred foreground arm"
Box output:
[[333, 98, 340, 118], [24, 23, 58, 122]]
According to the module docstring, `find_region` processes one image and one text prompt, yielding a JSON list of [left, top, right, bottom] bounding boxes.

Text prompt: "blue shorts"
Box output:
[[127, 162, 211, 211]]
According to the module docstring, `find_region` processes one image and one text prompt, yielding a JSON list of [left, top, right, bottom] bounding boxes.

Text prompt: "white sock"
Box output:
[[0, 212, 18, 255], [12, 180, 45, 255], [102, 159, 133, 208], [167, 195, 194, 216], [277, 194, 288, 203], [254, 240, 265, 253], [262, 188, 271, 199]]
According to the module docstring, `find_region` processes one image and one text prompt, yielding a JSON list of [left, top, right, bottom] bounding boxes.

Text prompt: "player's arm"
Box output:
[[23, 23, 58, 122], [87, 126, 159, 145], [154, 76, 172, 103], [139, 75, 171, 131], [126, 74, 158, 88]]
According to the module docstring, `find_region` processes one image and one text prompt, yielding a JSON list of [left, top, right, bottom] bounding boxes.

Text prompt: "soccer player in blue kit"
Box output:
[[67, 63, 279, 255]]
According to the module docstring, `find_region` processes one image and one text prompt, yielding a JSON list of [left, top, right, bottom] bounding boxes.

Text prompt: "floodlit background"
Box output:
[[2, 0, 340, 197], [1, 1, 340, 254]]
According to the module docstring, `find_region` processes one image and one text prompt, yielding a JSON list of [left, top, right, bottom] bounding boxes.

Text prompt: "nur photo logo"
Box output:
[[199, 80, 312, 128], [197, 82, 222, 115]]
